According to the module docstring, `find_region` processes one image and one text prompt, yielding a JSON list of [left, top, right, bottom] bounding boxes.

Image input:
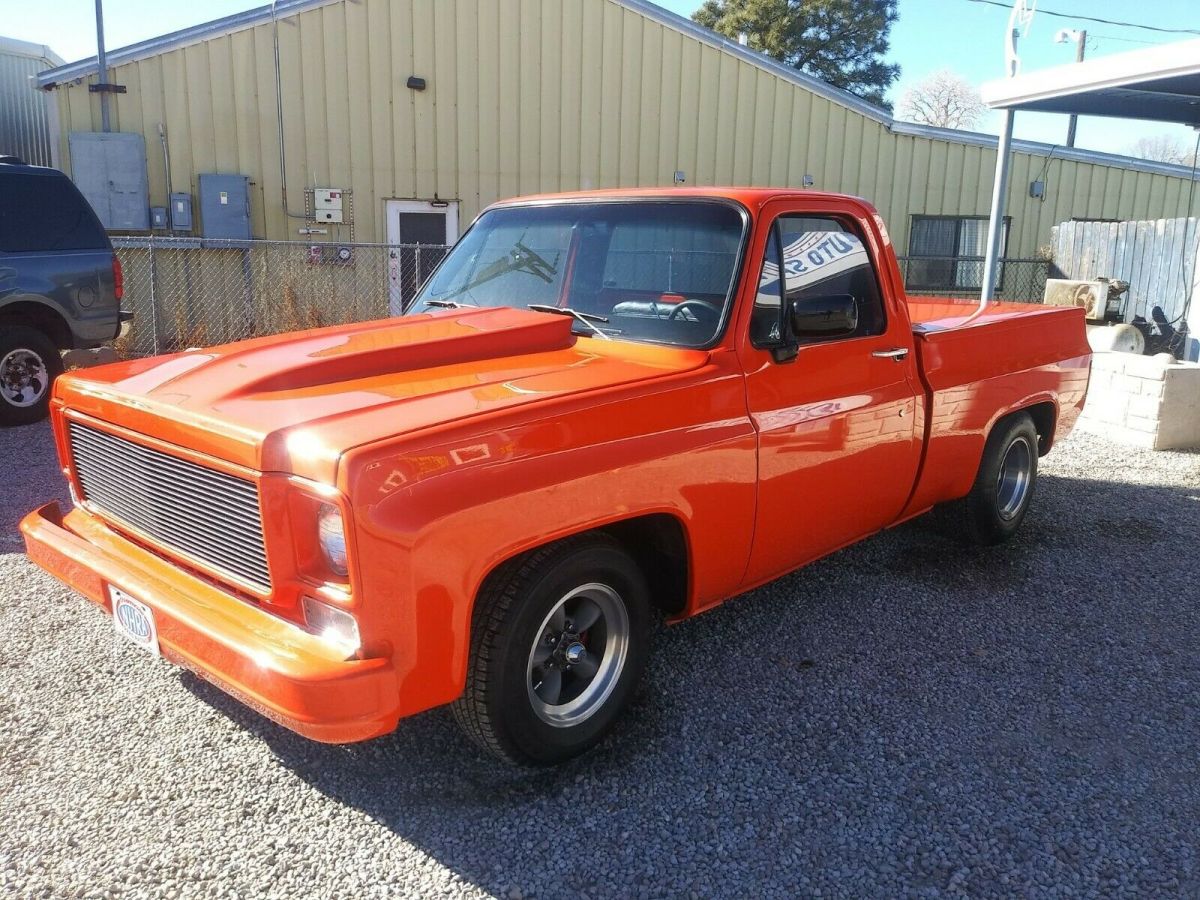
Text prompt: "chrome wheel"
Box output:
[[526, 583, 630, 728], [996, 435, 1033, 521], [0, 348, 50, 408]]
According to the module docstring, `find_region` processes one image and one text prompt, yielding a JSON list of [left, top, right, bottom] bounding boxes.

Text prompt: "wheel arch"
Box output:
[[0, 298, 74, 349], [990, 397, 1059, 456], [474, 511, 693, 621]]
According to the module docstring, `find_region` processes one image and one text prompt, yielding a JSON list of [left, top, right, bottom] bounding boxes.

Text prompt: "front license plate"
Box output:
[[109, 586, 159, 656]]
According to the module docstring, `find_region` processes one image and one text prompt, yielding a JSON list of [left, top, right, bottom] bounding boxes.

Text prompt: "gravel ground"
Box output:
[[2, 421, 1199, 898]]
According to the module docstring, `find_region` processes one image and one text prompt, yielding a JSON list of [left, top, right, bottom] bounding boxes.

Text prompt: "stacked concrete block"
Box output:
[[1078, 351, 1200, 450]]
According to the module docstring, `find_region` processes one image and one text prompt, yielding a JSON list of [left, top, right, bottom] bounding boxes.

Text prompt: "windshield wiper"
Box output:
[[527, 304, 612, 340], [422, 298, 463, 308]]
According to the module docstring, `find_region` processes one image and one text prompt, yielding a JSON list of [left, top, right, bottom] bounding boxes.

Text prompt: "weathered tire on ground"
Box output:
[[452, 534, 652, 765], [0, 326, 63, 427], [962, 412, 1039, 545]]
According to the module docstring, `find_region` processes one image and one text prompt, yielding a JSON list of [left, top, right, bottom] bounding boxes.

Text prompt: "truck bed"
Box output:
[[901, 297, 1092, 517]]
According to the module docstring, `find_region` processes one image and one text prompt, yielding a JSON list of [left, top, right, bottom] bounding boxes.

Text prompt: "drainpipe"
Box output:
[[272, 0, 307, 220], [94, 0, 111, 132], [158, 122, 172, 201]]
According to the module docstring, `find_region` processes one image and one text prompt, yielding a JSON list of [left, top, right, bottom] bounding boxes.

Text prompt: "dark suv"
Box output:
[[0, 158, 125, 425]]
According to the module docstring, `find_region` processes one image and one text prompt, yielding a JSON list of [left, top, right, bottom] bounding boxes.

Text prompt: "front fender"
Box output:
[[342, 378, 757, 718]]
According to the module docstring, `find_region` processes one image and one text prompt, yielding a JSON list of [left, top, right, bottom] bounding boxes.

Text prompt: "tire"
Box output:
[[0, 326, 63, 427], [962, 412, 1039, 545], [452, 534, 653, 765]]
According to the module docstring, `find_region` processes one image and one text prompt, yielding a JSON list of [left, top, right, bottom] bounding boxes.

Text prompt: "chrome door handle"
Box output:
[[872, 347, 909, 360]]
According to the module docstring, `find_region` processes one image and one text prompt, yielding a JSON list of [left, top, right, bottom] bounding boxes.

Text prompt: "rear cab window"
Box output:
[[0, 170, 110, 253]]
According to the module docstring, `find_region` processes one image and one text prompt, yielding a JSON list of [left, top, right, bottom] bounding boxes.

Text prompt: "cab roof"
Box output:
[[487, 187, 873, 215]]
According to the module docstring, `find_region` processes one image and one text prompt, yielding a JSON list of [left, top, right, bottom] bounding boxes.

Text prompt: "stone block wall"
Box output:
[[1077, 351, 1200, 450]]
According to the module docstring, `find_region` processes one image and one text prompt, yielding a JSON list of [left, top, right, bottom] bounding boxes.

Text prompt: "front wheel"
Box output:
[[452, 534, 652, 765], [963, 412, 1039, 545], [0, 326, 64, 426]]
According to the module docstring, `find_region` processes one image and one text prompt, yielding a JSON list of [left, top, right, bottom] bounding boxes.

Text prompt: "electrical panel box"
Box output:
[[198, 174, 251, 240], [313, 188, 344, 224], [67, 131, 150, 231], [150, 207, 168, 229], [169, 192, 193, 231]]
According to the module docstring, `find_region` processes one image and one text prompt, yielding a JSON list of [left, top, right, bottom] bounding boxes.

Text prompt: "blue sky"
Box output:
[[5, 0, 1197, 158]]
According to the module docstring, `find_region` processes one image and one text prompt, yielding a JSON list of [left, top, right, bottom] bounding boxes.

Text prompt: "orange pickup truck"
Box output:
[[22, 189, 1090, 764]]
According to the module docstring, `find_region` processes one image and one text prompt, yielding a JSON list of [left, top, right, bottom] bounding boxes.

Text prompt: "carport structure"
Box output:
[[978, 38, 1200, 310]]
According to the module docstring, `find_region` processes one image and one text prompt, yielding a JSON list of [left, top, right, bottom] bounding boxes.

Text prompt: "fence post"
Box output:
[[149, 236, 160, 356]]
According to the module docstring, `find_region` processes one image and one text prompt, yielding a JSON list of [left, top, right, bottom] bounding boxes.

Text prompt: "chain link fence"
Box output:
[[112, 238, 449, 358], [895, 256, 1053, 303], [110, 241, 1055, 359]]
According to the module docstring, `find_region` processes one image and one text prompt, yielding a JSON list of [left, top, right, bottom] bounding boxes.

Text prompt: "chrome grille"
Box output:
[[68, 421, 271, 592]]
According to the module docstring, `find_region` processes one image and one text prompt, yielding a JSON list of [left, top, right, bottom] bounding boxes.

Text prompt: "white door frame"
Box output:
[[384, 199, 460, 245], [385, 199, 460, 315]]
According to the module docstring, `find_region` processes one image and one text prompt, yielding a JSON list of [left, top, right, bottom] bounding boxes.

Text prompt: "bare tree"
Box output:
[[1127, 134, 1196, 166], [896, 70, 987, 130]]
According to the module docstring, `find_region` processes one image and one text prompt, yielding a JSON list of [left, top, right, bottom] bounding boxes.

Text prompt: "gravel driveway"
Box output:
[[2, 421, 1199, 898]]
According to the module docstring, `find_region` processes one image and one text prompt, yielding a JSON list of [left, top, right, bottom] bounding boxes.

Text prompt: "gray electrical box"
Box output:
[[67, 131, 150, 231], [170, 192, 193, 231], [198, 174, 251, 240], [150, 207, 168, 229]]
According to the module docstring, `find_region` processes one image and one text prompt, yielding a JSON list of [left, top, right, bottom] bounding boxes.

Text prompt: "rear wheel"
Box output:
[[452, 534, 652, 765], [0, 326, 63, 426], [963, 412, 1039, 545]]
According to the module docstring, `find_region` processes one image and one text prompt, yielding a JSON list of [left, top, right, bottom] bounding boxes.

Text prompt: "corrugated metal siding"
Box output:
[[0, 47, 56, 166], [47, 0, 1200, 252]]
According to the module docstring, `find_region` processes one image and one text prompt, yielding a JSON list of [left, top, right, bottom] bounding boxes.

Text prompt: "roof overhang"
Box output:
[[981, 37, 1200, 126]]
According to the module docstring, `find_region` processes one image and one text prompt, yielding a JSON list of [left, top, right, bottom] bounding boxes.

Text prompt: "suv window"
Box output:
[[0, 171, 109, 253], [751, 215, 886, 346]]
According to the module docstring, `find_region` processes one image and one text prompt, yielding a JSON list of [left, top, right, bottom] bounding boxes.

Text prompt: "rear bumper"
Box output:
[[21, 502, 400, 743]]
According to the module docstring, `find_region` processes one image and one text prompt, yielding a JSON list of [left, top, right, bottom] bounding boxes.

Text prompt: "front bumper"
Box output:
[[21, 502, 399, 743]]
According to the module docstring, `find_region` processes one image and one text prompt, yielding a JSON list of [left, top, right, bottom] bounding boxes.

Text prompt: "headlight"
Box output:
[[302, 595, 360, 656], [317, 503, 348, 577]]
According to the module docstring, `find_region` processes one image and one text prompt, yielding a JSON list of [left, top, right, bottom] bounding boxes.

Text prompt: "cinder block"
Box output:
[[1089, 352, 1125, 374], [1125, 414, 1160, 435], [1112, 375, 1142, 395], [1156, 365, 1200, 449], [1140, 379, 1166, 398], [1127, 394, 1163, 420], [1117, 352, 1171, 381], [1118, 427, 1159, 449]]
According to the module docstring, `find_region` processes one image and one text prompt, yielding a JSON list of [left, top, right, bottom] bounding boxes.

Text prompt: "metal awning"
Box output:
[[981, 38, 1200, 126], [973, 38, 1200, 314]]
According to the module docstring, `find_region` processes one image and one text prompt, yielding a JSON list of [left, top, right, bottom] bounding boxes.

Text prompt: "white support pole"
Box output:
[[979, 108, 1015, 309]]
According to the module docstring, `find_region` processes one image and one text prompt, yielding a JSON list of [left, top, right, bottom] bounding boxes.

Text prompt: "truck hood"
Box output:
[[54, 307, 709, 483]]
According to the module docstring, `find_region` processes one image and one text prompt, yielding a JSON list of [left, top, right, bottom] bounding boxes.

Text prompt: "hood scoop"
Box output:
[[228, 308, 575, 397]]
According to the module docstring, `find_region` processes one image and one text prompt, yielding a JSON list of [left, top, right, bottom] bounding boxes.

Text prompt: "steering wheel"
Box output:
[[666, 299, 722, 323]]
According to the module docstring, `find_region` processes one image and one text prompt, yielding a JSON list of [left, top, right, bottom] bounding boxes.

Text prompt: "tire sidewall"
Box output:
[[0, 327, 63, 427], [971, 415, 1039, 542], [489, 542, 651, 765]]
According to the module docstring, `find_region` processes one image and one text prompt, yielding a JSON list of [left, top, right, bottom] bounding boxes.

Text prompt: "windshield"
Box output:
[[408, 200, 745, 348]]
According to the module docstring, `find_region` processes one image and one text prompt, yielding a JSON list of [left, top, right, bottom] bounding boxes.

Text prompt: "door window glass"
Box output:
[[776, 216, 887, 340]]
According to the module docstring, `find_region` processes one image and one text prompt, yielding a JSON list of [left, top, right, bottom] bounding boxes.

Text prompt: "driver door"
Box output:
[[738, 204, 923, 585]]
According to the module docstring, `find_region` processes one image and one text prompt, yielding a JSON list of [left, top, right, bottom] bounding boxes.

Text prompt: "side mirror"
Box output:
[[788, 294, 859, 339]]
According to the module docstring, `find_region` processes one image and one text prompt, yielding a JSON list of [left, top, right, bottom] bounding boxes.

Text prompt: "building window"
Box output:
[[906, 215, 1010, 292]]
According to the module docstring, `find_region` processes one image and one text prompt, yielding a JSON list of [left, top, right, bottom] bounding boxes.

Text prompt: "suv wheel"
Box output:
[[452, 534, 652, 765], [0, 326, 63, 426]]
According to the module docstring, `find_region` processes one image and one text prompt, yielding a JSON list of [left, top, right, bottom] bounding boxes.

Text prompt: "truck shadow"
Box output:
[[178, 467, 1200, 897], [1, 421, 71, 555]]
